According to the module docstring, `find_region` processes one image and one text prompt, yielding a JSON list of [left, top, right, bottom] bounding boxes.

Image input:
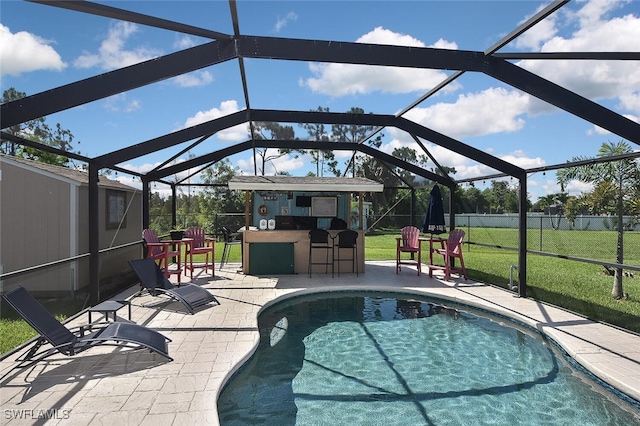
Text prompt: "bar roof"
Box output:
[[228, 176, 384, 192]]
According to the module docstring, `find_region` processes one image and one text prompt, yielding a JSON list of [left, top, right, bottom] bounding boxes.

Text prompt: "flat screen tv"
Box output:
[[296, 195, 312, 207], [311, 196, 338, 217]]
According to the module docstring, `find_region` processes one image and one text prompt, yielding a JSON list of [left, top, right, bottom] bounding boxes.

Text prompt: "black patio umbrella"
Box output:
[[423, 184, 447, 235]]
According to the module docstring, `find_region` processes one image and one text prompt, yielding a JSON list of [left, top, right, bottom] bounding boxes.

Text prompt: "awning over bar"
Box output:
[[228, 176, 384, 192]]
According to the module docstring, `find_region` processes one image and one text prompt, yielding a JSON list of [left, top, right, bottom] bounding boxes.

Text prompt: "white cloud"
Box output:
[[103, 93, 141, 112], [118, 159, 192, 190], [574, 0, 623, 27], [274, 12, 298, 32], [517, 1, 640, 104], [302, 27, 459, 96], [401, 87, 530, 139], [514, 4, 559, 50], [380, 136, 545, 182], [74, 21, 160, 70], [358, 26, 426, 47], [619, 92, 640, 115], [499, 150, 545, 170], [115, 175, 141, 190], [174, 34, 196, 50], [182, 100, 249, 141], [172, 70, 214, 87], [540, 178, 564, 197], [0, 24, 66, 76], [563, 179, 595, 196]]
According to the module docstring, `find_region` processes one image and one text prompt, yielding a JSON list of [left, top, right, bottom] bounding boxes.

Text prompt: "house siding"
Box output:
[[0, 158, 74, 293], [0, 155, 142, 296]]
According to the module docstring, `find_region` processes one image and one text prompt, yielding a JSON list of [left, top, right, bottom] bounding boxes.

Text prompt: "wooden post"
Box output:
[[358, 192, 364, 230], [245, 190, 251, 230]]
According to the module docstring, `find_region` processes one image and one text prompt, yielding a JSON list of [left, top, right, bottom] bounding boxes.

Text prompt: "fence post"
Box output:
[[467, 215, 471, 251], [540, 216, 543, 251]]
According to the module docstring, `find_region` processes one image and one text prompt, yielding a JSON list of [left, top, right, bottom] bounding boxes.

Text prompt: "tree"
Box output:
[[331, 107, 384, 177], [2, 87, 79, 167], [200, 159, 245, 227], [485, 181, 520, 213], [458, 186, 490, 213], [299, 106, 337, 177], [149, 191, 172, 233], [251, 122, 301, 175], [361, 146, 417, 214], [534, 193, 562, 212], [557, 140, 640, 299]]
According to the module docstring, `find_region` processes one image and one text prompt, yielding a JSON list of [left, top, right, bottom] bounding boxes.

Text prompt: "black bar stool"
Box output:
[[220, 226, 242, 270], [334, 229, 358, 276], [308, 229, 334, 277]]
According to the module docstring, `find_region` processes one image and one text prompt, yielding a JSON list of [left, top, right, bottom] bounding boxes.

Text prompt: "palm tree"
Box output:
[[557, 141, 640, 299]]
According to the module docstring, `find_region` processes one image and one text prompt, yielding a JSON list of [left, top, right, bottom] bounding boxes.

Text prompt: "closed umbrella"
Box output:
[[423, 184, 446, 235]]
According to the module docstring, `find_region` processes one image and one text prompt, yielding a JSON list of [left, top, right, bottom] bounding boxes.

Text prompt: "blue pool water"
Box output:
[[218, 292, 640, 425]]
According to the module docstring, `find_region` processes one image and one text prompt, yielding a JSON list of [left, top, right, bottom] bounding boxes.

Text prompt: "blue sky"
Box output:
[[1, 0, 639, 201]]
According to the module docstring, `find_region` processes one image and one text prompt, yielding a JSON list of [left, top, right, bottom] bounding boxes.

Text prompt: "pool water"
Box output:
[[218, 292, 640, 425]]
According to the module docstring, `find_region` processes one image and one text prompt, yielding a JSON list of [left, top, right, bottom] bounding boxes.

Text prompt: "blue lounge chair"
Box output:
[[129, 258, 219, 314], [2, 287, 172, 372]]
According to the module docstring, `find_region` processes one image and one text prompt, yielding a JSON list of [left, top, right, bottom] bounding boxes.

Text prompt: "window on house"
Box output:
[[106, 190, 127, 229]]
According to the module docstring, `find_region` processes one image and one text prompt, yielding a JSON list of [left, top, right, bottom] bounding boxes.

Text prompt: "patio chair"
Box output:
[[396, 226, 422, 275], [129, 258, 219, 314], [428, 229, 467, 281], [184, 226, 215, 278], [142, 228, 182, 283], [1, 287, 172, 372]]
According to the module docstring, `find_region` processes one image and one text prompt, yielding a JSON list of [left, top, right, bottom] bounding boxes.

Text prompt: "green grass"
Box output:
[[1, 298, 85, 355], [2, 231, 639, 355]]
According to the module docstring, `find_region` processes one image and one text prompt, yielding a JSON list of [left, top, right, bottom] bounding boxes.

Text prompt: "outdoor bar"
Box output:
[[228, 176, 384, 275]]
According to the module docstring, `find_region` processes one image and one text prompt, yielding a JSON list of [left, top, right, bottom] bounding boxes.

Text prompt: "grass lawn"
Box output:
[[2, 230, 639, 354], [0, 297, 86, 355]]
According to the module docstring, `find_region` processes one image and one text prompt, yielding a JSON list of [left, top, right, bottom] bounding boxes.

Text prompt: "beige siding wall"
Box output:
[[0, 159, 74, 293], [1, 158, 142, 296]]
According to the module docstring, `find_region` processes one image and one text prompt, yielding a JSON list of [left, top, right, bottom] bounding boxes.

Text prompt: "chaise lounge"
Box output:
[[129, 258, 219, 314], [2, 287, 172, 373]]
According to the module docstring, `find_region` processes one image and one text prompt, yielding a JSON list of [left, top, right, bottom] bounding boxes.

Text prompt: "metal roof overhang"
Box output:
[[228, 176, 384, 193]]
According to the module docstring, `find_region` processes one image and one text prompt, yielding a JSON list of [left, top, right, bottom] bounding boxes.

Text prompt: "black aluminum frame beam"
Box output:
[[98, 108, 520, 181], [93, 110, 248, 167], [30, 0, 233, 40], [4, 34, 639, 147], [1, 40, 237, 129], [148, 138, 451, 185], [1, 131, 92, 163]]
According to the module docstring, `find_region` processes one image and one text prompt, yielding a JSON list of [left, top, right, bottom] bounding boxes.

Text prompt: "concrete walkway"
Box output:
[[1, 261, 639, 425]]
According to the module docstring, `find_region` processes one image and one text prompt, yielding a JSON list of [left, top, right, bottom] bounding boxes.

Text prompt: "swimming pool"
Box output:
[[218, 291, 640, 425]]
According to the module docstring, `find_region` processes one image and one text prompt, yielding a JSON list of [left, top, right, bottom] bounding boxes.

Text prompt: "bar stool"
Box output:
[[334, 229, 358, 276], [220, 226, 242, 270], [308, 229, 334, 277]]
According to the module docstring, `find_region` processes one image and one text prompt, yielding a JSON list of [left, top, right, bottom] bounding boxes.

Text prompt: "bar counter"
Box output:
[[241, 229, 365, 275]]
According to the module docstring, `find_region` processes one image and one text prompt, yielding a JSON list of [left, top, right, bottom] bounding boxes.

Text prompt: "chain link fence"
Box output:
[[456, 213, 640, 269]]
